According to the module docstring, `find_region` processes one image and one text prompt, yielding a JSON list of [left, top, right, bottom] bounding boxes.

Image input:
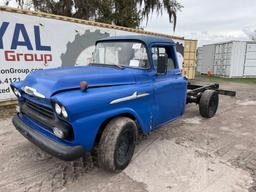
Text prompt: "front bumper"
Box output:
[[12, 114, 85, 161]]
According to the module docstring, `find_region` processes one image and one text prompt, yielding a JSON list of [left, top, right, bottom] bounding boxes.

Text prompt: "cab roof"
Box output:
[[97, 35, 175, 46]]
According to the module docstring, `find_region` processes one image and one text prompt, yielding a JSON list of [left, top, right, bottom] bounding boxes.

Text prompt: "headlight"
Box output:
[[61, 106, 68, 118], [53, 127, 65, 139], [13, 88, 21, 97], [54, 102, 69, 119], [55, 103, 62, 115]]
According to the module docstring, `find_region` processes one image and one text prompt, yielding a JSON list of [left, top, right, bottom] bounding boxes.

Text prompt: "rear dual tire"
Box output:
[[199, 90, 219, 118]]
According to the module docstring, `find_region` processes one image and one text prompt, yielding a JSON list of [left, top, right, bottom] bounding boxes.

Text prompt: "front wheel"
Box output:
[[199, 90, 219, 118], [98, 117, 137, 172]]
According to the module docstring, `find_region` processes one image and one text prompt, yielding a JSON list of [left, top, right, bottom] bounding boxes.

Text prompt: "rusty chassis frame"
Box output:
[[186, 82, 236, 104]]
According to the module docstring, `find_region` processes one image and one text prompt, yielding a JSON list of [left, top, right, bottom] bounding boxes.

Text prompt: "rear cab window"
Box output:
[[152, 46, 177, 71]]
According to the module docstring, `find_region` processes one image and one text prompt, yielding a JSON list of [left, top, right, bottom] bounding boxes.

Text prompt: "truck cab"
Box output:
[[11, 35, 189, 172], [93, 35, 187, 126]]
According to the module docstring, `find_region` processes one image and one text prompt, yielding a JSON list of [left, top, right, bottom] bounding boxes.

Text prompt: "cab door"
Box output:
[[152, 44, 187, 128]]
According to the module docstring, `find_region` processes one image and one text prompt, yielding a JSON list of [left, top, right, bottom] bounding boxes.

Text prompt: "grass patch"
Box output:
[[195, 73, 256, 84]]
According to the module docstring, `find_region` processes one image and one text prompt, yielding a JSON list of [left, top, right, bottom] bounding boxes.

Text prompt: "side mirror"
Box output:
[[157, 54, 168, 74]]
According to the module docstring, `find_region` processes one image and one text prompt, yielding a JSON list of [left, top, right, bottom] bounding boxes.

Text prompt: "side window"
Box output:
[[152, 46, 176, 71]]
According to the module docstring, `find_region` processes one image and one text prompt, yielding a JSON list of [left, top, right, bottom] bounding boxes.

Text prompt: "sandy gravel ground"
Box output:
[[0, 81, 255, 192]]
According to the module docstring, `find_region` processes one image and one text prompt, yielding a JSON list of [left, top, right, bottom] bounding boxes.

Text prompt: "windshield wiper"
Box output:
[[89, 63, 125, 69]]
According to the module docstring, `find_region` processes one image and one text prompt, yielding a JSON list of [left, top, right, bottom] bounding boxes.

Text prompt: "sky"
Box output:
[[143, 0, 256, 46], [1, 0, 256, 46]]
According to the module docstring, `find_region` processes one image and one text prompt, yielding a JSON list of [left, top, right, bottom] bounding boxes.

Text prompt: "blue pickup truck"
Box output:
[[11, 35, 235, 172]]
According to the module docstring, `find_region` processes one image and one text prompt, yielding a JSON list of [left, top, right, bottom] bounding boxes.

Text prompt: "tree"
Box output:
[[0, 0, 10, 6], [14, 0, 182, 30], [111, 0, 141, 28], [138, 0, 183, 31]]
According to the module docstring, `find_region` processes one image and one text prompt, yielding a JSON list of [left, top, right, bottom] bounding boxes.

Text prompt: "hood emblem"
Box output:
[[110, 91, 149, 104], [22, 86, 46, 99]]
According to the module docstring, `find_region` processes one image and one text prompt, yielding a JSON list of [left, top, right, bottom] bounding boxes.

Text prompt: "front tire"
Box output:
[[199, 90, 219, 118], [98, 117, 137, 172]]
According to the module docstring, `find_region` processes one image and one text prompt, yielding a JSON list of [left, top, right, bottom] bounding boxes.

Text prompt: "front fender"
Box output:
[[72, 107, 151, 151], [53, 84, 154, 151]]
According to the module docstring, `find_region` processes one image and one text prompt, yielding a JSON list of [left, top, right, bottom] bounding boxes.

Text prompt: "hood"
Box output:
[[19, 66, 136, 98]]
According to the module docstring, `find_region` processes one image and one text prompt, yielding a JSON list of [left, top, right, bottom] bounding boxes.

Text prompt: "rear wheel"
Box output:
[[98, 117, 137, 172], [199, 90, 219, 118]]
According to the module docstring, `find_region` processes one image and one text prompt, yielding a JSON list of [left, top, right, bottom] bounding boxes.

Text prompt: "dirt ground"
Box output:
[[0, 80, 256, 192]]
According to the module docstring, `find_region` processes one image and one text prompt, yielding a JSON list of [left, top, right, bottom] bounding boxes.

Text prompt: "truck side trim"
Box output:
[[110, 92, 149, 104]]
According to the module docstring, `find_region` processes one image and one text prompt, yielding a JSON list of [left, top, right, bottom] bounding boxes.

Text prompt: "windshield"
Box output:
[[92, 41, 149, 68]]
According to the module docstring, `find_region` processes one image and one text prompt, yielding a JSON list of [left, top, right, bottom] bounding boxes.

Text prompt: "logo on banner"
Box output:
[[0, 22, 52, 65]]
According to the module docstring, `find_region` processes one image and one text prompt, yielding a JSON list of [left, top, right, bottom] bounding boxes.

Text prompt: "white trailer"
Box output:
[[197, 41, 256, 78], [244, 43, 256, 76], [197, 44, 215, 74]]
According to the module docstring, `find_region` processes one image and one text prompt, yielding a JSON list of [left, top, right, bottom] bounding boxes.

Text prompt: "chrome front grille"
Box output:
[[19, 98, 74, 141], [23, 100, 54, 120]]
